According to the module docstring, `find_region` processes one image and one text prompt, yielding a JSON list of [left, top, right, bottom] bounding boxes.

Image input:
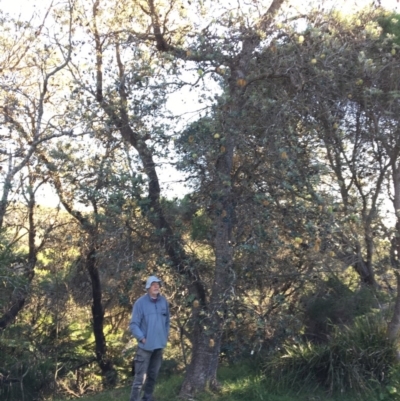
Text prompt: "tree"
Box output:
[[0, 2, 73, 330], [38, 137, 147, 385], [4, 1, 400, 399]]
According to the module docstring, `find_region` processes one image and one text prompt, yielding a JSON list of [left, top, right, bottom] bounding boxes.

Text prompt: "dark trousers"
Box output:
[[129, 347, 163, 401]]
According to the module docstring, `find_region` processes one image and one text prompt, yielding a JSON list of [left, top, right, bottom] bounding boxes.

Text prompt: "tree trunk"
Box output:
[[179, 331, 222, 397], [388, 271, 400, 342], [353, 251, 376, 287], [39, 150, 118, 386], [180, 89, 235, 397], [0, 185, 37, 330], [388, 162, 400, 342], [0, 296, 27, 330], [86, 247, 117, 386], [88, 2, 285, 396]]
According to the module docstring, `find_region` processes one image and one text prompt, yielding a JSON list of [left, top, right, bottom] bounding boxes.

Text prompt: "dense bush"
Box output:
[[302, 278, 382, 342], [264, 313, 399, 396]]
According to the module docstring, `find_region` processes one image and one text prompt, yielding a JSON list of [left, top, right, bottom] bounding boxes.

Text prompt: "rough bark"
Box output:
[[179, 21, 262, 393], [388, 271, 400, 342], [0, 183, 37, 330], [388, 163, 400, 342], [180, 129, 234, 396], [351, 238, 376, 287], [0, 296, 27, 330], [86, 246, 117, 385], [179, 332, 222, 397]]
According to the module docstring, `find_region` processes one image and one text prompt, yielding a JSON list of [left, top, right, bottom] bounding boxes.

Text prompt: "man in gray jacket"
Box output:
[[129, 276, 170, 401]]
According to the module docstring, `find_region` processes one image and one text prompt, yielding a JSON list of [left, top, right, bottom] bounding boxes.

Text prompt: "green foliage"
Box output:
[[54, 387, 131, 401], [3, 2, 400, 400], [380, 365, 400, 401], [52, 361, 393, 401], [302, 277, 381, 342], [0, 232, 29, 311], [191, 209, 212, 241], [377, 12, 400, 45], [265, 313, 398, 396], [0, 323, 57, 401]]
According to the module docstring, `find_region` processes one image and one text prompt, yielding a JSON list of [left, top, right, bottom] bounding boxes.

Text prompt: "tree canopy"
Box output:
[[2, 1, 400, 400]]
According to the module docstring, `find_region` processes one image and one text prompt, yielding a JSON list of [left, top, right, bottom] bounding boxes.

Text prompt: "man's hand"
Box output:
[[141, 338, 146, 344]]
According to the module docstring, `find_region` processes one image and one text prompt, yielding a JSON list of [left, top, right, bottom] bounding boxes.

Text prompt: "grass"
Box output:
[[52, 362, 388, 401]]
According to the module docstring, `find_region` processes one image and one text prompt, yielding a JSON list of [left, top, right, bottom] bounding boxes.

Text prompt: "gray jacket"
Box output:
[[129, 293, 170, 351]]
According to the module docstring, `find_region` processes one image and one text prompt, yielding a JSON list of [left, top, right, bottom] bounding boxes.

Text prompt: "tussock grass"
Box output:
[[265, 313, 399, 398]]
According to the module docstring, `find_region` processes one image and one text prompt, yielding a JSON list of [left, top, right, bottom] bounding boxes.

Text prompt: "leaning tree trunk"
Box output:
[[388, 163, 400, 342], [39, 151, 118, 386], [353, 243, 376, 287], [88, 1, 285, 397], [0, 181, 37, 330]]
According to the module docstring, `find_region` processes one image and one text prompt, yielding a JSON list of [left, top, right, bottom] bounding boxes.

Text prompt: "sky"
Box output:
[[2, 0, 400, 24]]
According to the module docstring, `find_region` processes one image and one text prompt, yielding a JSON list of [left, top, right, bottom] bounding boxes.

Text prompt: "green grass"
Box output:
[[52, 362, 389, 401]]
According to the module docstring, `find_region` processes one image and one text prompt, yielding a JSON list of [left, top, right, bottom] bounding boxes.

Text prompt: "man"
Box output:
[[129, 276, 170, 401]]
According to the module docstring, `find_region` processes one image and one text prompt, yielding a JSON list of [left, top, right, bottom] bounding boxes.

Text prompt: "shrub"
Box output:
[[264, 313, 398, 396], [302, 277, 381, 343]]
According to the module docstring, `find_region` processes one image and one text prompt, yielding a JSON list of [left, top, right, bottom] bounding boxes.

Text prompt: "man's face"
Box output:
[[148, 282, 160, 297]]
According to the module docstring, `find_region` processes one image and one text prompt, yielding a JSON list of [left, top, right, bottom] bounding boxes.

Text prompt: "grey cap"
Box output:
[[145, 275, 162, 289]]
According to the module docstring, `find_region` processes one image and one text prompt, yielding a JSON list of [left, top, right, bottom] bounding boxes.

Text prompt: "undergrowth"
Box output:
[[264, 313, 400, 400], [47, 313, 400, 401], [52, 358, 400, 401]]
